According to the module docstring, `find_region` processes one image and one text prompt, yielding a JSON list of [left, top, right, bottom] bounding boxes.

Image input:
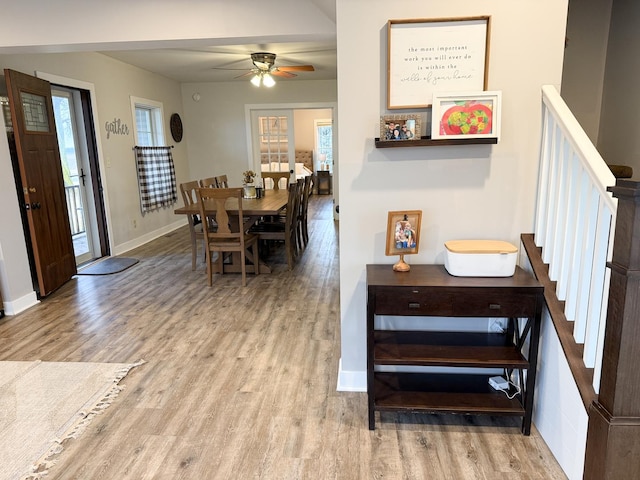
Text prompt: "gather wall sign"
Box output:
[[105, 118, 130, 139]]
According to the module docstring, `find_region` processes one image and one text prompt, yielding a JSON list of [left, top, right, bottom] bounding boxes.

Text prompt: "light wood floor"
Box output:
[[0, 195, 567, 479]]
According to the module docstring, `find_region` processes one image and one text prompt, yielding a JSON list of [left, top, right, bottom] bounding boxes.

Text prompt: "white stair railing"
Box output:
[[534, 85, 617, 393]]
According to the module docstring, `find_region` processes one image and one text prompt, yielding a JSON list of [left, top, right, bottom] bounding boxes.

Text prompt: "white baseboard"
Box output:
[[3, 290, 39, 315], [112, 219, 186, 256], [336, 358, 367, 392]]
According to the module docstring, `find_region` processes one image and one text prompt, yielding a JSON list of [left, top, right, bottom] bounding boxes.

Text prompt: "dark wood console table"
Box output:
[[366, 264, 543, 434]]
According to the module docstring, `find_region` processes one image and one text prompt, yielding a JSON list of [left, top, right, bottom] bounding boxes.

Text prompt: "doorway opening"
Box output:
[[51, 85, 109, 265], [247, 104, 336, 208]]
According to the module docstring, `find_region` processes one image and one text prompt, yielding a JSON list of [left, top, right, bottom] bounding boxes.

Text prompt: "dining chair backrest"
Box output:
[[280, 181, 301, 268], [215, 175, 228, 188], [199, 176, 218, 188], [298, 175, 313, 247], [179, 181, 204, 270], [262, 171, 291, 191], [249, 181, 300, 270], [197, 187, 243, 236], [196, 187, 259, 286], [180, 180, 200, 207]]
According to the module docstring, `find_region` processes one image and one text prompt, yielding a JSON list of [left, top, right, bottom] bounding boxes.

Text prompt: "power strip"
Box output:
[[489, 376, 509, 391]]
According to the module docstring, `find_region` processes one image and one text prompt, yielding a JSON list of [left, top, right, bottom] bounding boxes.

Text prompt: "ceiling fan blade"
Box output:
[[271, 70, 297, 78], [234, 71, 256, 79], [277, 65, 315, 72], [211, 66, 254, 71]]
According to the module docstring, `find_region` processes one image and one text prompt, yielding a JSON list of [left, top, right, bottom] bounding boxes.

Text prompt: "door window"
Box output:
[[52, 88, 93, 264], [21, 92, 50, 132]]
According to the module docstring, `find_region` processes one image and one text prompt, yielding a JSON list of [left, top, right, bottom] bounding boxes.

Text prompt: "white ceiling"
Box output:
[[101, 40, 337, 84]]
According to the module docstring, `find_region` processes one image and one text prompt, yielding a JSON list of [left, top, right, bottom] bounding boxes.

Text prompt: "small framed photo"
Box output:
[[379, 114, 422, 142], [431, 91, 501, 140], [385, 210, 422, 256]]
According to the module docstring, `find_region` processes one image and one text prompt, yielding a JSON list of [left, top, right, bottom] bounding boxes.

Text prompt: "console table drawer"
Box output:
[[374, 287, 453, 316], [452, 293, 537, 317]]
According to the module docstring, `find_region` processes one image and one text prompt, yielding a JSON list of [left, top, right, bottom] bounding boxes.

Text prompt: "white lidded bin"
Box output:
[[444, 240, 518, 277]]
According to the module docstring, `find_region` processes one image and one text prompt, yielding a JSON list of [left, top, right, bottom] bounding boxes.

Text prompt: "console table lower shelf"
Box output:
[[374, 372, 525, 416]]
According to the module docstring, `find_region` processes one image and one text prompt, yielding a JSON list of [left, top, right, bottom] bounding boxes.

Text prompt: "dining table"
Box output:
[[174, 188, 289, 274]]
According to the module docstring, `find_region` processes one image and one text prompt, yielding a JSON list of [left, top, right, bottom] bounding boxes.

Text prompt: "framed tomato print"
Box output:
[[431, 91, 501, 140]]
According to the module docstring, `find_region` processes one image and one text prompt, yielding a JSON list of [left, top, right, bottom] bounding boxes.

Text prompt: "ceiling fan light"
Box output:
[[262, 73, 276, 87], [250, 74, 261, 87]]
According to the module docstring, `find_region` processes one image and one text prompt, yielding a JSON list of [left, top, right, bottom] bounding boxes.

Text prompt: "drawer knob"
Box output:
[[489, 303, 501, 310], [408, 302, 421, 309]]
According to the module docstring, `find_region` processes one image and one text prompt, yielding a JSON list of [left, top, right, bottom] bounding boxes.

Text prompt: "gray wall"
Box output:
[[598, 0, 640, 174]]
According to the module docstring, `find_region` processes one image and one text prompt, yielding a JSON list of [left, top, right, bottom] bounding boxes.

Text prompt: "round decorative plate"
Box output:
[[170, 113, 183, 142]]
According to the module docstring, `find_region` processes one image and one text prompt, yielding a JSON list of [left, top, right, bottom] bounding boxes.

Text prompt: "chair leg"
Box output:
[[253, 242, 260, 276], [216, 251, 224, 280], [240, 249, 247, 287], [286, 236, 294, 271], [190, 232, 197, 270], [296, 221, 304, 251], [205, 249, 213, 287], [302, 219, 309, 246]]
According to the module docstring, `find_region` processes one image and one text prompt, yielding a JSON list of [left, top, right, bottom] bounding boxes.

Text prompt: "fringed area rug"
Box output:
[[0, 359, 145, 480]]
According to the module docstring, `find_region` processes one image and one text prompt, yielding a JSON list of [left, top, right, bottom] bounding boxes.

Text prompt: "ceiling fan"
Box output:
[[226, 52, 315, 87]]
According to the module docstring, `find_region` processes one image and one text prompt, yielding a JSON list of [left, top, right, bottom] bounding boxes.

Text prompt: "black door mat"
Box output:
[[77, 257, 139, 275]]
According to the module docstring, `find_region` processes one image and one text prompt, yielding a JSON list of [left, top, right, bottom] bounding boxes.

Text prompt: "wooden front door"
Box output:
[[5, 69, 76, 296]]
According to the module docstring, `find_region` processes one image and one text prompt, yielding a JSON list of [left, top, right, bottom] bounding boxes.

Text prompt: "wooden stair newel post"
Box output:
[[584, 179, 640, 479]]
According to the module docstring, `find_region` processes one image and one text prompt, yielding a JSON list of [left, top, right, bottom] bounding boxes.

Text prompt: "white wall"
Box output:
[[0, 98, 36, 313], [560, 0, 612, 143], [179, 81, 336, 185], [598, 0, 640, 174], [294, 108, 332, 154]]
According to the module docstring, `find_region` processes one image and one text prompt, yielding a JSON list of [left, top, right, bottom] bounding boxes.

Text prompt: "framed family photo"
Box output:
[[379, 114, 422, 142], [385, 210, 422, 256], [431, 91, 501, 140]]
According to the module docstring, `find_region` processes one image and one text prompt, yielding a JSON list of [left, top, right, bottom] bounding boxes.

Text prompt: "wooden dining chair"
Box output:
[[298, 175, 313, 248], [214, 175, 228, 188], [179, 181, 205, 270], [199, 176, 218, 188], [261, 171, 290, 191], [250, 181, 300, 270], [196, 187, 259, 287]]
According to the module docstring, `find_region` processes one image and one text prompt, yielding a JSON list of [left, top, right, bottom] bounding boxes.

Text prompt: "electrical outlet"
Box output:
[[132, 219, 137, 228]]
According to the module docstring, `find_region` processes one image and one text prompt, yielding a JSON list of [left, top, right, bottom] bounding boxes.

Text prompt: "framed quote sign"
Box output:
[[387, 16, 491, 109]]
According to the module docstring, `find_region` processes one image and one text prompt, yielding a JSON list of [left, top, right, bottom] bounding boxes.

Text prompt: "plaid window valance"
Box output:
[[134, 146, 177, 213]]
